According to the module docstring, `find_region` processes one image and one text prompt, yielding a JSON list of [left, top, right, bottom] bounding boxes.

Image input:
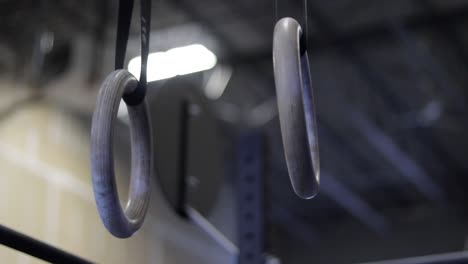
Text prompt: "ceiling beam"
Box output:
[[221, 4, 468, 65]]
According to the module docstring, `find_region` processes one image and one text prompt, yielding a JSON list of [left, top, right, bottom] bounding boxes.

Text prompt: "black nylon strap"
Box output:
[[115, 0, 151, 106], [299, 31, 307, 55]]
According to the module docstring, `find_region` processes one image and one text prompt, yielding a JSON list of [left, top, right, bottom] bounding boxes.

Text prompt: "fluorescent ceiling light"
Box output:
[[128, 44, 217, 82]]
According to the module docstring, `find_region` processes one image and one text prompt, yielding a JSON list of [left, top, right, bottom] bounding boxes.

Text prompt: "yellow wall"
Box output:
[[0, 94, 232, 264]]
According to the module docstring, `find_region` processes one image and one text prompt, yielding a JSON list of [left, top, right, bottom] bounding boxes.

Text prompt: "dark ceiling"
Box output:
[[3, 0, 468, 263]]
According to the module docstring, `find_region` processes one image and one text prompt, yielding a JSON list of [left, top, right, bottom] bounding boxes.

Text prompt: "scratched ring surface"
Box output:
[[273, 17, 320, 199], [91, 69, 152, 238]]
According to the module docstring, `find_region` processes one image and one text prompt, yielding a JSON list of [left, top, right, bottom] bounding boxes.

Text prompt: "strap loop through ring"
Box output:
[[91, 70, 152, 238]]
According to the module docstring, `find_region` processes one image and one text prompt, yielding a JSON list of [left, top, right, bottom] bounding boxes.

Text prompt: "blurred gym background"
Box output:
[[1, 0, 468, 263]]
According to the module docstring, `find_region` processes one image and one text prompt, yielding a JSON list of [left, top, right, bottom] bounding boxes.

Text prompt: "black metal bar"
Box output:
[[176, 99, 190, 219], [362, 251, 468, 264], [0, 224, 93, 264]]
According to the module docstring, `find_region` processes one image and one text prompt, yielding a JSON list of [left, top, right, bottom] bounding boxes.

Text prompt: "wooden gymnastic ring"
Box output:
[[273, 17, 320, 199], [91, 69, 152, 238]]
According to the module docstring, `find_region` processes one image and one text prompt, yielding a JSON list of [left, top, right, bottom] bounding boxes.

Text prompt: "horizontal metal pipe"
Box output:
[[0, 224, 94, 264], [362, 251, 468, 264]]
